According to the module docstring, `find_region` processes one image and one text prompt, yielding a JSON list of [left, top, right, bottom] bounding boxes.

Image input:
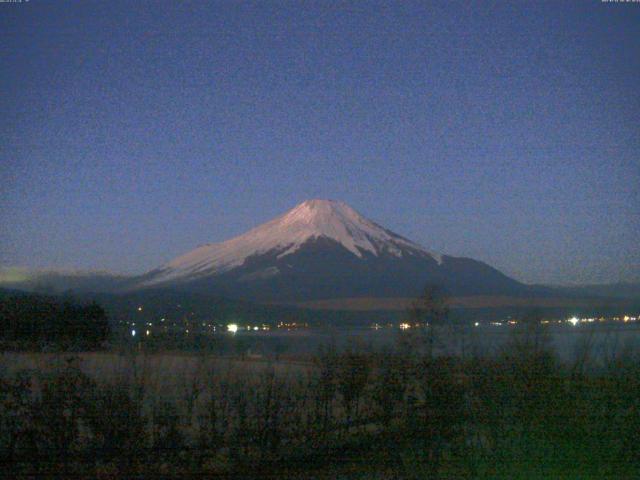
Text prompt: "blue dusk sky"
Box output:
[[1, 1, 638, 285]]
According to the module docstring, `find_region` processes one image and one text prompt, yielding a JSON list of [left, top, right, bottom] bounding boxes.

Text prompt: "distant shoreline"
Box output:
[[286, 295, 638, 311]]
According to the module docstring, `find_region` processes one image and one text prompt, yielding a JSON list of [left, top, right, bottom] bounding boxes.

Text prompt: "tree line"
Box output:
[[0, 293, 110, 349]]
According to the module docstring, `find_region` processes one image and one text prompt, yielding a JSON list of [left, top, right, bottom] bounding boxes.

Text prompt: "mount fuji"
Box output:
[[134, 199, 531, 303]]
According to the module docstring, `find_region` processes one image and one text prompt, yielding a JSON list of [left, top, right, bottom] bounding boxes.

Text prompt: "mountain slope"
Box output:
[[140, 199, 441, 286], [135, 199, 533, 302]]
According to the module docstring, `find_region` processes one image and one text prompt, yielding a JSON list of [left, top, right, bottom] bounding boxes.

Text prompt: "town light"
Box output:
[[227, 323, 238, 333]]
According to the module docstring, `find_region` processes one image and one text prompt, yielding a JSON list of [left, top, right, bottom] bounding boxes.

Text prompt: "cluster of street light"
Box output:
[[126, 304, 638, 338]]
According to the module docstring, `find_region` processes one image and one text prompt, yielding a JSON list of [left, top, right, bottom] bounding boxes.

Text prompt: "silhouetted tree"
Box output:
[[0, 295, 110, 349], [314, 343, 338, 435], [400, 285, 450, 358], [337, 343, 371, 428]]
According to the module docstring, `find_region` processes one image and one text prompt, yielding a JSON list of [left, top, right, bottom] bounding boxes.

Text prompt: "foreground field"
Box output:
[[1, 351, 311, 394]]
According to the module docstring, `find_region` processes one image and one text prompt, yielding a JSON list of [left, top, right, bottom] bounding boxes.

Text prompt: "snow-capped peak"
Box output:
[[276, 199, 418, 258], [143, 199, 441, 285]]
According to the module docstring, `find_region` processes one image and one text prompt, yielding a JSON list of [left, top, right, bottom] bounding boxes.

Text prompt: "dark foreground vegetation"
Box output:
[[0, 289, 638, 478], [1, 321, 639, 479], [0, 293, 110, 350]]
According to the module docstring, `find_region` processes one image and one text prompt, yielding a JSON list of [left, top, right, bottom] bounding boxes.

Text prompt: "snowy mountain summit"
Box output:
[[142, 199, 440, 286], [137, 199, 525, 302]]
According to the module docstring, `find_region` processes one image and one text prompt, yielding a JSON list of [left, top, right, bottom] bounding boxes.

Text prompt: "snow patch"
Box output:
[[238, 266, 280, 282]]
